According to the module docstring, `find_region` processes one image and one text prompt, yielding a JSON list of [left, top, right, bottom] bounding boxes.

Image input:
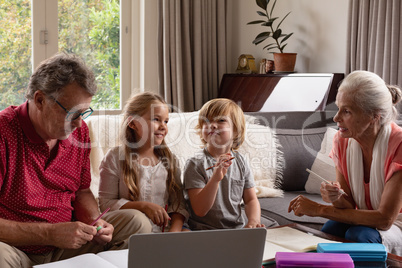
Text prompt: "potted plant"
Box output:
[[247, 0, 296, 72]]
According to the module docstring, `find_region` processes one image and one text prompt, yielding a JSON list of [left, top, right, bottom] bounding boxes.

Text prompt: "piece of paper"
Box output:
[[263, 226, 339, 261], [33, 250, 128, 268], [97, 249, 128, 268]]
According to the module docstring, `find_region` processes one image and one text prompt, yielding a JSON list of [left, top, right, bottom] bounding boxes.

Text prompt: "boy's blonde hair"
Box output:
[[120, 92, 180, 208], [196, 98, 246, 150]]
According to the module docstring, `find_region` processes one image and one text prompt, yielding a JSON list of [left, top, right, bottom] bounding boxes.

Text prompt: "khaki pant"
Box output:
[[0, 209, 152, 268]]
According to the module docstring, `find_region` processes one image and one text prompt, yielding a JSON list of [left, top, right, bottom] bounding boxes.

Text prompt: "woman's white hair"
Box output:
[[338, 70, 401, 126]]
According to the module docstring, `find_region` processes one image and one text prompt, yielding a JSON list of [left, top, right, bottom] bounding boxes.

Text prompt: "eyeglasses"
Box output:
[[51, 97, 93, 121]]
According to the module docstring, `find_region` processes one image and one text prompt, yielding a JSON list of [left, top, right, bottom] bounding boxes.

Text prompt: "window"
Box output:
[[0, 0, 32, 110], [58, 0, 120, 110], [0, 0, 133, 112]]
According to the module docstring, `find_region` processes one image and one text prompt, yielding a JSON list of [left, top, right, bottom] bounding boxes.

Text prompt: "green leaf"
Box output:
[[280, 33, 293, 44], [270, 0, 277, 17], [253, 37, 268, 45], [247, 20, 267, 25], [269, 17, 278, 23], [252, 32, 271, 45], [257, 11, 266, 17], [277, 11, 291, 29], [262, 21, 273, 27], [255, 32, 271, 39], [273, 29, 282, 39], [256, 0, 269, 10], [280, 44, 288, 51], [263, 43, 277, 50]]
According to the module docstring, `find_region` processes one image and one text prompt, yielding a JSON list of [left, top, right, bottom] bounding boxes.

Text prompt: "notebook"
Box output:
[[317, 242, 388, 262], [275, 252, 354, 268], [128, 228, 267, 268]]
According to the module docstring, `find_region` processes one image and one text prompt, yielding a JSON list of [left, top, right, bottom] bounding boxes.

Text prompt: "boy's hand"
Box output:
[[211, 153, 233, 181]]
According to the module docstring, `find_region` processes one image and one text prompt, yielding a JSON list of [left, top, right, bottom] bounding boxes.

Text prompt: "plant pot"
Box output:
[[273, 53, 297, 72]]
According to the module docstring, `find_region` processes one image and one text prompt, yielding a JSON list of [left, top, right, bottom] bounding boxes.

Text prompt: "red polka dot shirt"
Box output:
[[0, 102, 92, 254]]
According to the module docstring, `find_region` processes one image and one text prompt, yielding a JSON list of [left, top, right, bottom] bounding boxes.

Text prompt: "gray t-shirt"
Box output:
[[183, 149, 255, 230]]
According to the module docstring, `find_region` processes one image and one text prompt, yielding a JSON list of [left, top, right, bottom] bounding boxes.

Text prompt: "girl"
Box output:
[[183, 98, 264, 230], [98, 92, 188, 232]]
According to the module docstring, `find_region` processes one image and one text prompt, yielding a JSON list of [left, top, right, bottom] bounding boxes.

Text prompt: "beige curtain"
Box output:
[[157, 0, 227, 112], [346, 0, 402, 87]]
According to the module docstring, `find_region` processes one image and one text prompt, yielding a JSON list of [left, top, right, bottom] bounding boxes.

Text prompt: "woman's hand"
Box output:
[[320, 181, 343, 203], [288, 195, 321, 217]]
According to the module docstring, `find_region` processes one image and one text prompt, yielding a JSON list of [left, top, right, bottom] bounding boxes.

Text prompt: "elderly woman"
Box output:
[[288, 70, 402, 255]]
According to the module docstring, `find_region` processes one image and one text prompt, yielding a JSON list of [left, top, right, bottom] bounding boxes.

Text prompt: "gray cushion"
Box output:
[[276, 127, 327, 191], [245, 111, 337, 191]]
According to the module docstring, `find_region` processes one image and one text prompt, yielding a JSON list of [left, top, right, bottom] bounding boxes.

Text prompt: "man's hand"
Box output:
[[48, 222, 97, 249], [92, 219, 114, 245], [49, 220, 113, 249]]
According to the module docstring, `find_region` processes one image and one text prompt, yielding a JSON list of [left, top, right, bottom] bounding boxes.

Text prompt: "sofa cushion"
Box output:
[[86, 115, 123, 198], [275, 127, 328, 191], [245, 111, 337, 192], [305, 127, 337, 194]]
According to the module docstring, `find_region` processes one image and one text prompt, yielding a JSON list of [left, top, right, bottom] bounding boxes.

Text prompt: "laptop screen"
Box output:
[[128, 228, 266, 268]]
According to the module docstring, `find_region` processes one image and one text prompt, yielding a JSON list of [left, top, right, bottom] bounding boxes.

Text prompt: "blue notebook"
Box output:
[[317, 243, 387, 262]]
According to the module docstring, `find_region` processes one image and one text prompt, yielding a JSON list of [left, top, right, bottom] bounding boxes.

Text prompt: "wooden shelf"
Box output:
[[218, 73, 344, 112]]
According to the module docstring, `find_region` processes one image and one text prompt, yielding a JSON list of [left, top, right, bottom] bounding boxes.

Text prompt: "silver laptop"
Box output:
[[128, 228, 266, 268]]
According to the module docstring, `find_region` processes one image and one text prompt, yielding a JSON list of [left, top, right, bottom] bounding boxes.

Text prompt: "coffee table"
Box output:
[[262, 223, 402, 268]]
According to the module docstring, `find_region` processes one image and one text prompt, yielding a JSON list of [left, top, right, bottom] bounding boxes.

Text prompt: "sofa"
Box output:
[[246, 110, 338, 230], [85, 109, 402, 231]]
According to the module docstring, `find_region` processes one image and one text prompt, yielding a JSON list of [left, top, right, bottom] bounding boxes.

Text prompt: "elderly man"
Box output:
[[0, 53, 151, 267]]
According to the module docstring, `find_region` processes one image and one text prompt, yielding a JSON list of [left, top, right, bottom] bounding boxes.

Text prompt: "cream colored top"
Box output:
[[98, 146, 189, 232]]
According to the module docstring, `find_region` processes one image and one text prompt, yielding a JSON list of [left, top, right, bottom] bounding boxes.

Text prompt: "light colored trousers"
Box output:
[[0, 209, 152, 268]]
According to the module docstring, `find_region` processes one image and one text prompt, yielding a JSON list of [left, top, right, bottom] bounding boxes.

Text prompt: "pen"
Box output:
[[90, 207, 110, 226], [162, 204, 168, 233], [306, 168, 348, 196], [206, 157, 235, 170]]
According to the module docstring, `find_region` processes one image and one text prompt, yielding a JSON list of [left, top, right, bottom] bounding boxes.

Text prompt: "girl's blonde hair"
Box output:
[[196, 98, 246, 150], [120, 92, 181, 208]]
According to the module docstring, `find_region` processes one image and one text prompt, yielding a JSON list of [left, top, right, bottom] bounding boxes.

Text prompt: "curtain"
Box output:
[[157, 0, 227, 112], [346, 0, 402, 87]]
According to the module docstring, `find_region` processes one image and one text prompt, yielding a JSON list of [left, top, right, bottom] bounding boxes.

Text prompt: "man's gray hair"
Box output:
[[26, 53, 97, 100]]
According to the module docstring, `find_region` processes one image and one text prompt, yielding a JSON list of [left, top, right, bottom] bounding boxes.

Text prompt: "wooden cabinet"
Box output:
[[218, 73, 344, 112]]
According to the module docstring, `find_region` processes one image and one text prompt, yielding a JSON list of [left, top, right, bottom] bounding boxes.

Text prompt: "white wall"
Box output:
[[228, 0, 349, 74]]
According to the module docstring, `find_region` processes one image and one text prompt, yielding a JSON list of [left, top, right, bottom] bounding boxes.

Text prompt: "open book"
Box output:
[[33, 249, 128, 268], [263, 226, 339, 262]]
